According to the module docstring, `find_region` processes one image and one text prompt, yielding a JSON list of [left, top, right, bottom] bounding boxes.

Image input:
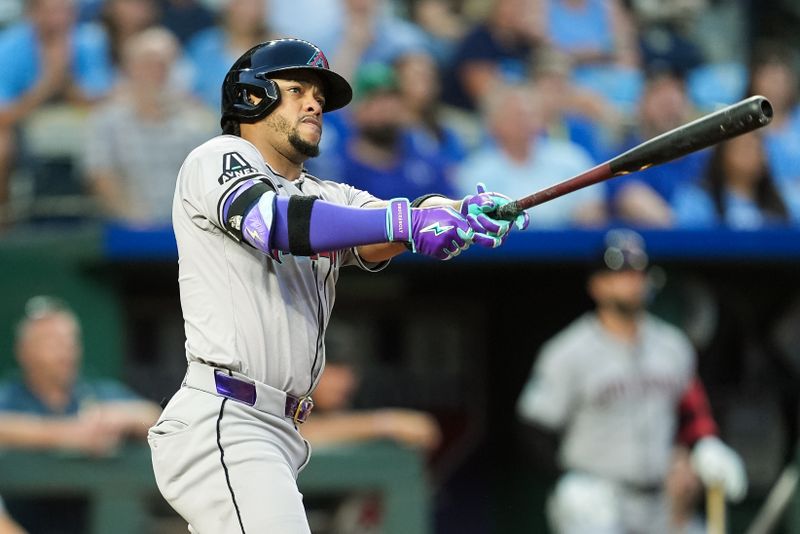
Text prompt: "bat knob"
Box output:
[[492, 202, 522, 221]]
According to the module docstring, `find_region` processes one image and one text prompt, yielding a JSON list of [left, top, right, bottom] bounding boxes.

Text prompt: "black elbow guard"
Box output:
[[286, 195, 318, 256]]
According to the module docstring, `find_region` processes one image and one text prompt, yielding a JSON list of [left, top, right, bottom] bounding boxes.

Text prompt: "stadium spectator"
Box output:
[[313, 62, 457, 200], [267, 0, 344, 58], [532, 46, 622, 162], [538, 0, 642, 112], [158, 0, 215, 45], [95, 0, 160, 69], [626, 0, 707, 76], [605, 69, 708, 227], [185, 0, 274, 111], [0, 0, 114, 225], [300, 356, 441, 451], [405, 0, 469, 65], [392, 46, 467, 174], [0, 295, 161, 452], [270, 0, 428, 85], [671, 132, 790, 229], [82, 27, 215, 226], [329, 0, 430, 84], [0, 295, 161, 533], [442, 0, 544, 111], [746, 41, 800, 222], [456, 83, 605, 228]]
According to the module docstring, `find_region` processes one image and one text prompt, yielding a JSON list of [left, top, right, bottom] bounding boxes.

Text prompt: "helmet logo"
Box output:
[[307, 50, 329, 69]]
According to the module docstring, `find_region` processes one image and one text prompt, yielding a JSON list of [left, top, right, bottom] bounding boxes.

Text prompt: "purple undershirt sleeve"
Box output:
[[271, 196, 389, 252]]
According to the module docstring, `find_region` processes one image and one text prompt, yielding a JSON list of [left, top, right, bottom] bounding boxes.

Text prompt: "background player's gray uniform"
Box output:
[[149, 135, 385, 533], [517, 313, 695, 533]]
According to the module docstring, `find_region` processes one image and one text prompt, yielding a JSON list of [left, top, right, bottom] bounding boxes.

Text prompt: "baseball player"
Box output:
[[516, 229, 747, 534], [147, 38, 528, 534]]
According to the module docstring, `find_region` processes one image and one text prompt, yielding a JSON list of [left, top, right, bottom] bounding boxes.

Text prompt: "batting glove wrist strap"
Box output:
[[386, 198, 413, 248]]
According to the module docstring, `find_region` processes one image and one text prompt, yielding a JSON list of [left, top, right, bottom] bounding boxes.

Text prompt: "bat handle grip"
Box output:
[[491, 202, 523, 221]]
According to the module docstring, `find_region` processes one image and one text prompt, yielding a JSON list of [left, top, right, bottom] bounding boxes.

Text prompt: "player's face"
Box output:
[[589, 269, 649, 316], [263, 72, 326, 160]]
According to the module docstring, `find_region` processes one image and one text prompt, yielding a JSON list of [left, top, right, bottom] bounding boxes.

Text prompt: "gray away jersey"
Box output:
[[517, 313, 695, 485], [173, 135, 385, 397]]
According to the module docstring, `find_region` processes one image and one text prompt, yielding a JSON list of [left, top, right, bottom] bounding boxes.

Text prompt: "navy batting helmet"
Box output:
[[220, 38, 352, 128]]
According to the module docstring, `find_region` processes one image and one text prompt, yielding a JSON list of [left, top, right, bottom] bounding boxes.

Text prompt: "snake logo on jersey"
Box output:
[[218, 152, 259, 184]]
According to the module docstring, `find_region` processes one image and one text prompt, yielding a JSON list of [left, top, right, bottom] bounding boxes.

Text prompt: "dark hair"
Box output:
[[745, 40, 799, 105], [702, 137, 788, 222], [100, 0, 160, 66], [221, 119, 241, 137]]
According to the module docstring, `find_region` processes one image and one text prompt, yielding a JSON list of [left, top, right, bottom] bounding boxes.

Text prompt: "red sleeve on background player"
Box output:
[[676, 376, 718, 446]]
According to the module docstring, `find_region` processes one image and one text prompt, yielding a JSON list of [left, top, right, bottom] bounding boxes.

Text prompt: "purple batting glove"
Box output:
[[460, 183, 530, 248], [411, 206, 474, 260], [385, 198, 474, 260]]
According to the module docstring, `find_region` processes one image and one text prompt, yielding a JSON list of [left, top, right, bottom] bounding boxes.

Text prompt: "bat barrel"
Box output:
[[487, 95, 773, 222], [610, 95, 773, 176]]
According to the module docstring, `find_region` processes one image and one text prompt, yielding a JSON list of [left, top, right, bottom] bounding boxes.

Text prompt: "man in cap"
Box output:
[[516, 229, 746, 533]]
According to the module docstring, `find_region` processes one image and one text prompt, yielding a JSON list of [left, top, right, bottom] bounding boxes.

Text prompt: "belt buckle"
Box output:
[[293, 396, 314, 424]]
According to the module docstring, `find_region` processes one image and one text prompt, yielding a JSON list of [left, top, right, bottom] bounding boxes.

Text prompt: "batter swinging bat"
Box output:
[[492, 95, 774, 221]]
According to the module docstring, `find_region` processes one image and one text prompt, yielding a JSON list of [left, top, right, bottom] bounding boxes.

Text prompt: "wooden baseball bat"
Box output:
[[493, 95, 774, 221], [707, 483, 726, 534]]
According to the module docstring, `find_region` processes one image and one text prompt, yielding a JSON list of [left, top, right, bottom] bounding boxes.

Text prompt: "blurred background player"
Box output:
[[516, 228, 747, 533]]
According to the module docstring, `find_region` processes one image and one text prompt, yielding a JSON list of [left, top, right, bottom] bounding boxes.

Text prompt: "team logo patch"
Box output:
[[218, 152, 258, 184], [307, 50, 329, 69]]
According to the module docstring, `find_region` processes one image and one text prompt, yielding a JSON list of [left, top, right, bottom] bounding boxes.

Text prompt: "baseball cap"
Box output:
[[353, 62, 398, 101], [593, 229, 649, 273]]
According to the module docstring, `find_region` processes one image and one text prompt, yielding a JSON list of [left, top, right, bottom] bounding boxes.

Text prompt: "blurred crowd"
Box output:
[[0, 0, 799, 232]]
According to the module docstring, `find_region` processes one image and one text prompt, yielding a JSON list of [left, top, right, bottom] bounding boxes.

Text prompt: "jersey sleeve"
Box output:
[[517, 343, 577, 431], [177, 136, 278, 234]]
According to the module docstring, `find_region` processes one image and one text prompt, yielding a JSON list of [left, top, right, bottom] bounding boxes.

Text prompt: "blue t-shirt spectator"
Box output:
[[337, 133, 456, 201], [0, 375, 141, 416], [456, 135, 603, 228], [546, 0, 613, 58], [763, 106, 800, 220], [185, 27, 239, 111], [0, 21, 114, 104], [672, 183, 789, 229], [160, 0, 216, 44]]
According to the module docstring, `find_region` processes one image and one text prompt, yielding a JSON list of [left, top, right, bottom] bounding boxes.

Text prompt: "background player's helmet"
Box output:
[[596, 229, 649, 272], [220, 38, 352, 128]]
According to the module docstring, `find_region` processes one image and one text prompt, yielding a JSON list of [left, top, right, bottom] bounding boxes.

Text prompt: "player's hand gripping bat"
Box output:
[[491, 95, 774, 221]]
